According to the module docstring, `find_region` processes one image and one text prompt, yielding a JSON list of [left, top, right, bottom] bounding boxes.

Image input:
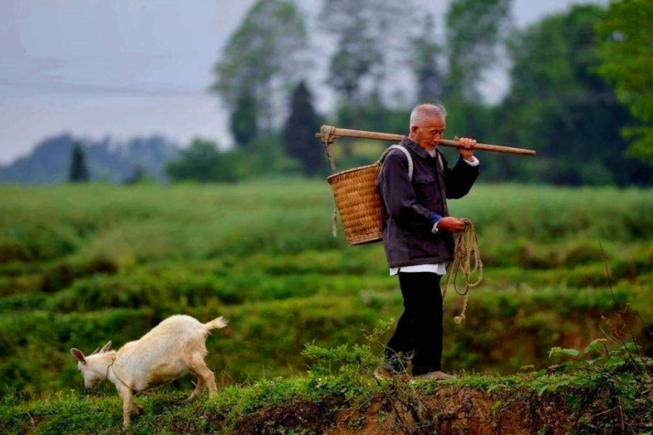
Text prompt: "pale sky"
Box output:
[[0, 0, 607, 165]]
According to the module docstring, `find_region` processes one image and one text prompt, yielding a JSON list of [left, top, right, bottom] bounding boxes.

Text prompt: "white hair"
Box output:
[[409, 102, 447, 129]]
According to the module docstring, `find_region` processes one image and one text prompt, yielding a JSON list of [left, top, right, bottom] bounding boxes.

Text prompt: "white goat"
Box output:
[[70, 314, 227, 430]]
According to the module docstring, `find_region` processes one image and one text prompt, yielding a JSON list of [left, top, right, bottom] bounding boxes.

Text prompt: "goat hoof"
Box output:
[[132, 404, 144, 415]]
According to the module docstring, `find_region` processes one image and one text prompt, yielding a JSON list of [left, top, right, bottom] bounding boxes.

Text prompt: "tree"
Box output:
[[412, 13, 445, 103], [68, 143, 90, 183], [213, 0, 310, 139], [283, 82, 324, 176], [166, 139, 237, 183], [320, 0, 410, 157], [230, 89, 258, 147], [321, 0, 411, 106], [445, 0, 512, 100], [124, 165, 148, 185], [499, 4, 649, 186], [596, 0, 653, 164]]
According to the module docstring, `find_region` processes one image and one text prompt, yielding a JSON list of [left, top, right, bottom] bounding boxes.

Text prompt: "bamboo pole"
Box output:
[[316, 125, 536, 156]]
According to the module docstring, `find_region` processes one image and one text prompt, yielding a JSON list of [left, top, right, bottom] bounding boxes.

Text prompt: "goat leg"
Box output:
[[120, 388, 133, 431], [188, 376, 205, 400], [188, 353, 217, 397]]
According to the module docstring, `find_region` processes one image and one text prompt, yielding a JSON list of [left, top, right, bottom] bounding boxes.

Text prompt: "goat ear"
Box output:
[[70, 348, 86, 364], [99, 341, 112, 353]]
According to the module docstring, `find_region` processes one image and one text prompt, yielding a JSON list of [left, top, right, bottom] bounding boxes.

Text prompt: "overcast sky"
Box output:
[[0, 0, 607, 164]]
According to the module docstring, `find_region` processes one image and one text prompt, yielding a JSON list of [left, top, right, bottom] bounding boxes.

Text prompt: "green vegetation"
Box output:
[[202, 0, 652, 187], [597, 0, 653, 163], [0, 181, 651, 432], [2, 334, 651, 434]]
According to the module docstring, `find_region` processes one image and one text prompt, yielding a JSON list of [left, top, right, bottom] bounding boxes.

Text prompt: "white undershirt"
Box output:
[[389, 151, 479, 276]]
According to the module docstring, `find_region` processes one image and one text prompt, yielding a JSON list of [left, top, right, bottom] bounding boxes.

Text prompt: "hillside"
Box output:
[[0, 133, 180, 184], [0, 181, 652, 433]]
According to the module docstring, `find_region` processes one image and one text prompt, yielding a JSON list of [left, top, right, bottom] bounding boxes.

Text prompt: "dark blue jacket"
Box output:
[[377, 137, 479, 267]]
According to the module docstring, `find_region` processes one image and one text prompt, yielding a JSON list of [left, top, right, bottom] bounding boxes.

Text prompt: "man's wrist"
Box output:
[[431, 213, 441, 234], [462, 156, 480, 167]]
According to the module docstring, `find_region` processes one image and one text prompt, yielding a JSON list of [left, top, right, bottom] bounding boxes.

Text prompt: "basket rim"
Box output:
[[326, 162, 381, 184]]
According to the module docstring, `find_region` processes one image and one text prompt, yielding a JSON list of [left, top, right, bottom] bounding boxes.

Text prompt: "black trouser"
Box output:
[[384, 272, 443, 376]]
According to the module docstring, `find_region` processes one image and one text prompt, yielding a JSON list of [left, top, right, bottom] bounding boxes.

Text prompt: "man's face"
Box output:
[[413, 116, 446, 150]]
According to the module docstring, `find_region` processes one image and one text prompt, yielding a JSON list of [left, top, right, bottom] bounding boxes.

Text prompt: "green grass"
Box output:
[[1, 182, 652, 265], [0, 181, 652, 429], [2, 353, 650, 434]]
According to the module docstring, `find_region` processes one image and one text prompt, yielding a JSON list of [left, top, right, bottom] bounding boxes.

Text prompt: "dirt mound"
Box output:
[[230, 386, 574, 435], [329, 388, 572, 435]]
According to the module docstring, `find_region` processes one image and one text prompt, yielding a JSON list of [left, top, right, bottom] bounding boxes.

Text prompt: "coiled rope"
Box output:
[[441, 218, 483, 324]]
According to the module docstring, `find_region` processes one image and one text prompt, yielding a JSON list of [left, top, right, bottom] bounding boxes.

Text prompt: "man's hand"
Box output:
[[454, 136, 477, 162], [438, 217, 467, 233]]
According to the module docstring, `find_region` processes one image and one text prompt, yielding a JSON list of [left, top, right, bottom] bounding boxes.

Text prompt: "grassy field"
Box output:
[[0, 180, 652, 433]]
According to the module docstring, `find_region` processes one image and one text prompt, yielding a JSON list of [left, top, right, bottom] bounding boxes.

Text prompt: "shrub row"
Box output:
[[1, 284, 649, 396], [1, 184, 653, 266]]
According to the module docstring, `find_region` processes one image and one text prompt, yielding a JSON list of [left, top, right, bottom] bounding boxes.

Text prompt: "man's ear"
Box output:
[[99, 341, 112, 354], [70, 348, 86, 364]]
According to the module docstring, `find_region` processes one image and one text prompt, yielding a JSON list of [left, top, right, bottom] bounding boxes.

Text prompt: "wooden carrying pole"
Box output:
[[316, 125, 536, 156]]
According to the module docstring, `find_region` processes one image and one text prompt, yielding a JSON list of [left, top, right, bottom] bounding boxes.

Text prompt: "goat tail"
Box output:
[[204, 316, 228, 331]]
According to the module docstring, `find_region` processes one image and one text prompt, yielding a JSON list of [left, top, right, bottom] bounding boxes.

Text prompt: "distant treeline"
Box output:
[[3, 0, 648, 187], [175, 0, 650, 186], [0, 134, 179, 184]]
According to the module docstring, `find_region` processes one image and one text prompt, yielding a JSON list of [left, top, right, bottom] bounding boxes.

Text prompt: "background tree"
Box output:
[[596, 0, 653, 165], [412, 13, 445, 103], [498, 4, 648, 186], [283, 82, 324, 176], [124, 165, 148, 185], [68, 143, 90, 183], [230, 89, 258, 147], [166, 139, 237, 183], [320, 0, 410, 157], [323, 16, 379, 108], [320, 0, 404, 106], [213, 0, 310, 143], [445, 0, 513, 100]]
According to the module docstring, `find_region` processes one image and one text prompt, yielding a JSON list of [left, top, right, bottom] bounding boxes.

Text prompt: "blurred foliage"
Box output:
[[213, 0, 310, 137], [166, 139, 238, 183], [596, 0, 653, 164], [445, 0, 512, 100], [412, 13, 444, 103], [204, 0, 653, 185], [0, 182, 652, 397], [497, 4, 649, 186], [319, 0, 406, 106], [283, 82, 326, 176], [166, 137, 301, 183], [67, 144, 90, 183], [229, 89, 258, 147]]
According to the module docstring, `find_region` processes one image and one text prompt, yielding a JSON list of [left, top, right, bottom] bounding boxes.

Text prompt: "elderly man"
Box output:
[[376, 102, 480, 380]]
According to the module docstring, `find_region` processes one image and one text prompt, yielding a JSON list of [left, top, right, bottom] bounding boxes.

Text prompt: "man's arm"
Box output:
[[380, 152, 437, 233], [441, 136, 480, 199], [443, 155, 480, 199]]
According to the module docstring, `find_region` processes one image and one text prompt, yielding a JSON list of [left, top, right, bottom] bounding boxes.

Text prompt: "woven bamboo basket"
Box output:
[[327, 163, 385, 246]]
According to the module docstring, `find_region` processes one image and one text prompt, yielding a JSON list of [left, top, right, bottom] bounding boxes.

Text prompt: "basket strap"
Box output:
[[378, 145, 414, 180]]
